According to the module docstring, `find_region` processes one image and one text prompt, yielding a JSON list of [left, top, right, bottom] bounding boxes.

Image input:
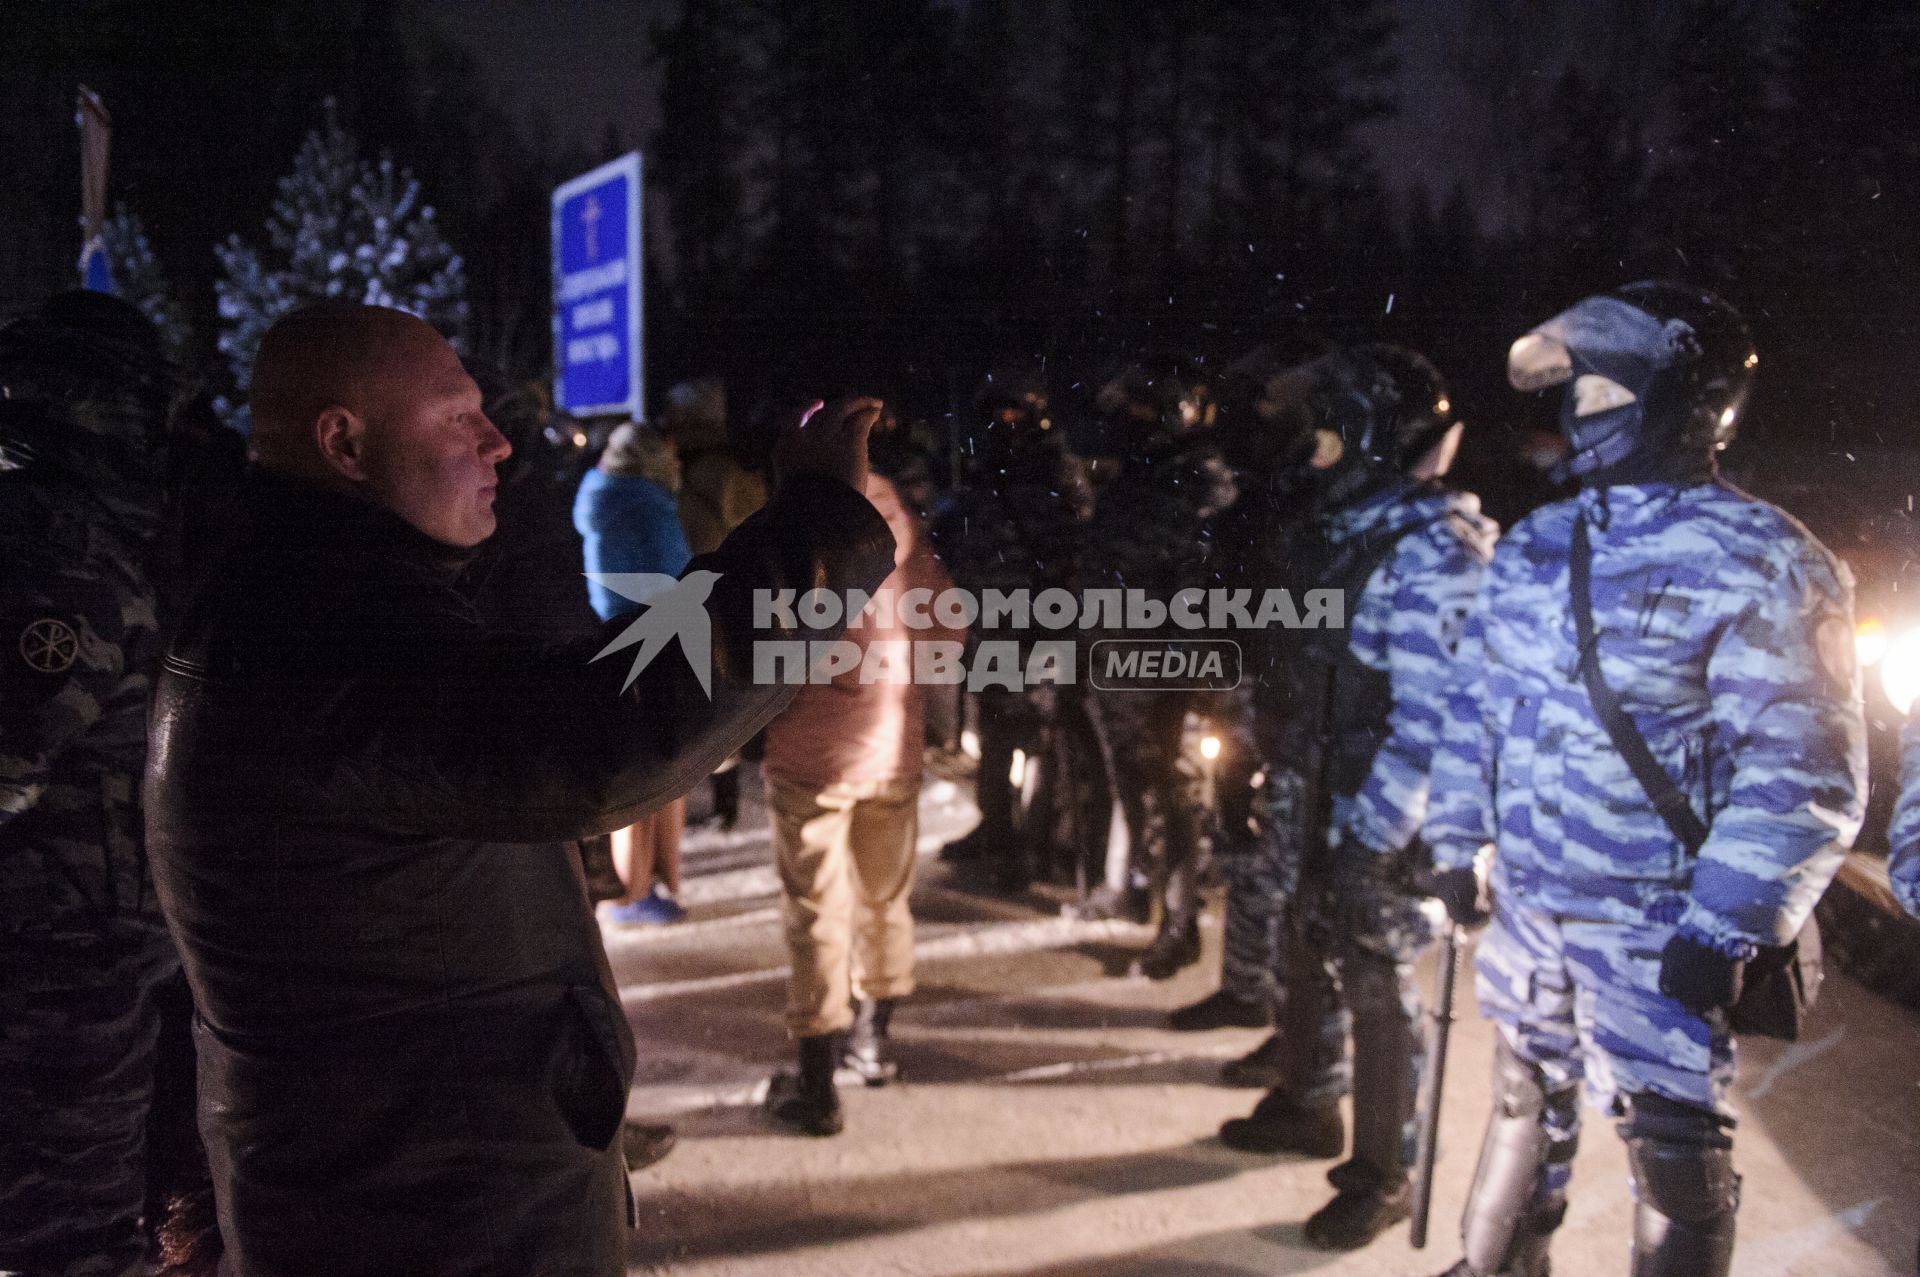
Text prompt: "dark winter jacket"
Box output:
[[1081, 433, 1238, 625], [145, 468, 893, 1277]]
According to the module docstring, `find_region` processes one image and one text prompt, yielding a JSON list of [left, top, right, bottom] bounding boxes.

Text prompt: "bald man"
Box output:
[[145, 303, 896, 1276]]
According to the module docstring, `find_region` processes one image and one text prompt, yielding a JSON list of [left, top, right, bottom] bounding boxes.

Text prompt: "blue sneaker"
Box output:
[[603, 888, 687, 926]]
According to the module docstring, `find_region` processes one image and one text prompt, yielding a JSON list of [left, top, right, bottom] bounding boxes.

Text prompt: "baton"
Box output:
[[1410, 922, 1463, 1248]]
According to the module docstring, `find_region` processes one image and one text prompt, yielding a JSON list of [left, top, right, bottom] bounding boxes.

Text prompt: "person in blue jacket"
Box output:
[[575, 422, 695, 924]]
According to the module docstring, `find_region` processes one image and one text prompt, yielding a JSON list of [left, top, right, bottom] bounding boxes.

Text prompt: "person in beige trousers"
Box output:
[[760, 466, 958, 1135]]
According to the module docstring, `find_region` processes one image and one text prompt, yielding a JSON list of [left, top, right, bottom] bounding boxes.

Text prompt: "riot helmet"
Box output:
[[967, 364, 1053, 467], [1507, 280, 1754, 484], [1220, 343, 1456, 513], [1093, 359, 1215, 460], [0, 290, 176, 493]]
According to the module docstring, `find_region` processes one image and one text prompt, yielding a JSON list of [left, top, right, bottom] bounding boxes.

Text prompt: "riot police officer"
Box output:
[[1212, 345, 1497, 1251], [1423, 283, 1866, 1277], [0, 292, 181, 1277], [1167, 348, 1316, 1036], [930, 368, 1092, 890], [1081, 360, 1238, 976]]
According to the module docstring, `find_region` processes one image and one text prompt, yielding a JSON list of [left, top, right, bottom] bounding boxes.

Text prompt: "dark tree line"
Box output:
[[643, 0, 1918, 481]]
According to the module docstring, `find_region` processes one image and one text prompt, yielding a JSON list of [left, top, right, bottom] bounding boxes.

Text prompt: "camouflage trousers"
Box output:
[[1205, 694, 1287, 1002], [1474, 899, 1737, 1203], [1272, 865, 1440, 1176], [1099, 690, 1210, 925], [0, 932, 175, 1277]]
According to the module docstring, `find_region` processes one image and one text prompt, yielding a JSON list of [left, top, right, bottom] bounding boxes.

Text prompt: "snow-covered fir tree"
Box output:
[[215, 102, 467, 402], [100, 205, 192, 362]]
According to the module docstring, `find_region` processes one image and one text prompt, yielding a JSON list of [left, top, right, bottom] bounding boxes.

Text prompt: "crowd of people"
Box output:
[[1, 278, 1916, 1277]]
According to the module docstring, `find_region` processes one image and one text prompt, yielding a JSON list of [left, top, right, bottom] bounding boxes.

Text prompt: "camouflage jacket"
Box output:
[[1282, 484, 1499, 862], [0, 473, 165, 945], [1887, 712, 1920, 918], [1426, 482, 1866, 954]]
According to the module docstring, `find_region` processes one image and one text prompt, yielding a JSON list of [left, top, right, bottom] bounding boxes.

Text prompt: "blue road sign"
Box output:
[[552, 152, 643, 419]]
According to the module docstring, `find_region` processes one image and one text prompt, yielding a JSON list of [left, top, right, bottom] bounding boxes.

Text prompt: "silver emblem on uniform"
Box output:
[[19, 617, 79, 675]]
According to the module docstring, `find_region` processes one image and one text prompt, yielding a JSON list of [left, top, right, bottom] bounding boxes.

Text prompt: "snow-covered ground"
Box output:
[[602, 768, 1919, 1276]]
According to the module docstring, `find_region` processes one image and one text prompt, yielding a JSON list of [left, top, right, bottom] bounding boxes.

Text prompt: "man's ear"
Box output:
[[314, 406, 372, 483], [1411, 422, 1464, 481]]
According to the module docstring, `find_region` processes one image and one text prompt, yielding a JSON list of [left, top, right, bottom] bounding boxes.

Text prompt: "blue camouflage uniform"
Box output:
[[1426, 481, 1865, 1189], [1257, 481, 1496, 1180], [1887, 712, 1920, 919], [0, 304, 178, 1277]]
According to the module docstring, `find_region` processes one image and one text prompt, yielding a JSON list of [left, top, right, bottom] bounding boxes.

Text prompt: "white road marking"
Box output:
[[619, 915, 1149, 1006], [600, 906, 782, 947], [1744, 1027, 1845, 1100], [988, 1043, 1251, 1084]]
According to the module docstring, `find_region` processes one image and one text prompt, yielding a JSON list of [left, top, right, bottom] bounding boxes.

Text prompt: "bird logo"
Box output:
[[585, 571, 722, 696]]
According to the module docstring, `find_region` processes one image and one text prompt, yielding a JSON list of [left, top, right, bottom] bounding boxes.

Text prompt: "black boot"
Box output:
[[1218, 1088, 1345, 1157], [1307, 953, 1420, 1251], [620, 1121, 678, 1171], [1304, 1158, 1412, 1250], [842, 998, 898, 1086], [767, 1033, 844, 1136], [939, 825, 993, 864], [1220, 1032, 1287, 1088], [1431, 1234, 1552, 1277], [1132, 916, 1201, 980], [1169, 989, 1269, 1032]]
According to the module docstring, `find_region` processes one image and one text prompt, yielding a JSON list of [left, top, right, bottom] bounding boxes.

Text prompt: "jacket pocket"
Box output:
[[553, 984, 631, 1152]]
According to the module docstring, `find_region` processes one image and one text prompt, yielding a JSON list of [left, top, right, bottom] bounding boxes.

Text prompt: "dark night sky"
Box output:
[[424, 0, 1492, 208], [423, 0, 675, 159]]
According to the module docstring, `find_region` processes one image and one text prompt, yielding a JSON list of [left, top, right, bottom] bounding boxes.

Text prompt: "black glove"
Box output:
[[1418, 864, 1489, 928], [1658, 933, 1747, 1015]]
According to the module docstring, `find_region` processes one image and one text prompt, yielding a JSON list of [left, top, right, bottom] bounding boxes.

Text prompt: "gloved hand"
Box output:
[[1658, 933, 1747, 1015], [1418, 864, 1490, 928]]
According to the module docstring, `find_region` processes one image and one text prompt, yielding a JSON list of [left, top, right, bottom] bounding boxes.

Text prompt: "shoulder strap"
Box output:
[[1570, 513, 1708, 853]]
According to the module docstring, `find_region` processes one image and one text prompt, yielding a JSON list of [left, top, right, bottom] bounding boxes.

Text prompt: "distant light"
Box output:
[[1009, 748, 1027, 787], [1200, 735, 1222, 761], [1744, 353, 1759, 369], [1719, 406, 1737, 428], [1857, 618, 1888, 668], [1435, 397, 1451, 415], [960, 729, 980, 760], [1882, 628, 1920, 716]]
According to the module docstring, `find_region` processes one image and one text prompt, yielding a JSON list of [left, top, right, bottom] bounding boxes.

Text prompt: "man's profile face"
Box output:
[[360, 332, 511, 547]]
